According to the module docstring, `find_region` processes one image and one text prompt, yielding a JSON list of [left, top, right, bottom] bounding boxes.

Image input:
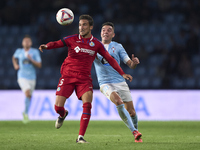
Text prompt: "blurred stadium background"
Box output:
[[1, 0, 200, 90], [1, 1, 200, 149]]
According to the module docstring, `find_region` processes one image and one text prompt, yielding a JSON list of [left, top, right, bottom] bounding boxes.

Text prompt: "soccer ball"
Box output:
[[56, 8, 74, 26]]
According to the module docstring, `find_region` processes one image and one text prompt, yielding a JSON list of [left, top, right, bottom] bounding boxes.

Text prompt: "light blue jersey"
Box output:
[[94, 41, 130, 86], [13, 48, 41, 80]]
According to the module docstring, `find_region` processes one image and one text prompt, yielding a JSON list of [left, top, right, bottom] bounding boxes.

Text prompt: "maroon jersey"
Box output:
[[46, 34, 124, 77]]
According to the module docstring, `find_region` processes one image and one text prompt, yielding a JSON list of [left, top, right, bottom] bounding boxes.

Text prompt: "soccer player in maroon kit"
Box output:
[[39, 15, 133, 143]]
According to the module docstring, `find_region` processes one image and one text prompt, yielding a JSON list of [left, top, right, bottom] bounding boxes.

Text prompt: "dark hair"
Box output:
[[79, 14, 94, 26], [102, 22, 115, 30], [23, 34, 32, 39]]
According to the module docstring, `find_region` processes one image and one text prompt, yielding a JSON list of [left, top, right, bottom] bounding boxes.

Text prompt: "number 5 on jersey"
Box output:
[[59, 79, 64, 86]]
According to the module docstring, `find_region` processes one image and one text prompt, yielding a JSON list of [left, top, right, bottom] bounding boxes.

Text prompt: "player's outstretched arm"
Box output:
[[39, 40, 65, 52], [39, 44, 47, 53], [126, 54, 140, 69]]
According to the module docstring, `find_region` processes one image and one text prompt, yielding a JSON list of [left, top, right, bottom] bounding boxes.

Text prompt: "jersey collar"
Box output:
[[78, 34, 93, 41]]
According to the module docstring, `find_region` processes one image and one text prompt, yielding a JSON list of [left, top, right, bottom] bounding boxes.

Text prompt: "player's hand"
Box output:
[[14, 64, 20, 70], [132, 54, 140, 65], [27, 54, 32, 60], [39, 44, 47, 52], [122, 74, 133, 82]]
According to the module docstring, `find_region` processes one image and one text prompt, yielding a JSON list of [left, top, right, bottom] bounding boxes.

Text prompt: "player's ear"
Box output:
[[112, 33, 115, 38], [90, 26, 93, 30]]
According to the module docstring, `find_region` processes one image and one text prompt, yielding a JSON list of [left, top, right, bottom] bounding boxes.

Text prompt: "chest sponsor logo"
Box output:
[[74, 46, 95, 56]]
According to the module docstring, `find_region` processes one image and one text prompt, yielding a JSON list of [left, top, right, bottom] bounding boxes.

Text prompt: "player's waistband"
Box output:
[[62, 70, 92, 79]]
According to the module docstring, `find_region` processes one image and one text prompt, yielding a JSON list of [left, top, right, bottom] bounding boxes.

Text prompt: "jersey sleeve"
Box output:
[[34, 50, 42, 62], [46, 40, 65, 49], [118, 44, 130, 64], [98, 44, 125, 76], [13, 49, 20, 58]]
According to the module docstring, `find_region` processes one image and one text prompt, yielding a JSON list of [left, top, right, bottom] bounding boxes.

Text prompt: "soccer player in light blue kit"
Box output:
[[12, 35, 42, 123], [94, 22, 142, 142]]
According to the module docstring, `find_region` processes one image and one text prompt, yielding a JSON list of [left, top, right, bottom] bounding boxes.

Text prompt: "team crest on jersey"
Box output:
[[89, 41, 95, 47], [57, 87, 61, 91], [111, 47, 116, 52]]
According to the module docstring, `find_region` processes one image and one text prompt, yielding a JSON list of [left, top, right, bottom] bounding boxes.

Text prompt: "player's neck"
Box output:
[[24, 48, 30, 51], [81, 33, 92, 38], [102, 40, 111, 45]]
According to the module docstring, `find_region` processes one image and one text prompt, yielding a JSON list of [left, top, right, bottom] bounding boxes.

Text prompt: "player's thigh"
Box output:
[[55, 95, 67, 107], [17, 78, 31, 94], [100, 84, 123, 106], [110, 92, 123, 106], [25, 80, 36, 97], [100, 84, 115, 100], [75, 80, 93, 101], [81, 91, 93, 104]]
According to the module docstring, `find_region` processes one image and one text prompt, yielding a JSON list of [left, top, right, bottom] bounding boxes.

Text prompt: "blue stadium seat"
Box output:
[[43, 67, 53, 76], [114, 24, 122, 33], [10, 26, 20, 35], [184, 78, 196, 88], [141, 35, 151, 45], [0, 26, 9, 35], [21, 26, 31, 34], [158, 24, 168, 34], [124, 24, 134, 35], [151, 77, 162, 88], [147, 55, 164, 66], [147, 24, 157, 34], [194, 67, 200, 77], [136, 67, 146, 77], [7, 68, 16, 77], [192, 55, 200, 66], [145, 44, 154, 53], [36, 78, 46, 89], [140, 78, 150, 88], [147, 67, 157, 77], [0, 67, 4, 77], [171, 78, 184, 88]]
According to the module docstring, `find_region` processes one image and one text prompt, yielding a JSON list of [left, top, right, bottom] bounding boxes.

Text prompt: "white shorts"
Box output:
[[17, 78, 36, 94], [100, 82, 132, 102]]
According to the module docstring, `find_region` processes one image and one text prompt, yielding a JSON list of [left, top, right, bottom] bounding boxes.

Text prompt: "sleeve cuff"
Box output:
[[123, 56, 131, 64]]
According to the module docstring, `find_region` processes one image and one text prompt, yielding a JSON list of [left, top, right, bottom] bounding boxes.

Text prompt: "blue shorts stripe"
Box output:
[[83, 113, 91, 115]]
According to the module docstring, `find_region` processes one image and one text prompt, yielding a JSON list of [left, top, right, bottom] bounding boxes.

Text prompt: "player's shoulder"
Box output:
[[15, 48, 23, 53], [63, 34, 78, 40], [111, 41, 123, 48], [30, 48, 40, 53], [92, 37, 104, 47]]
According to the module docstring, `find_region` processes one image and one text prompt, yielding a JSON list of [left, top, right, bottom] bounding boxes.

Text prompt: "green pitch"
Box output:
[[0, 121, 200, 150]]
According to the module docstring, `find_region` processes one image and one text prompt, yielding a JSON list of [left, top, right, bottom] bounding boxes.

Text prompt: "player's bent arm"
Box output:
[[29, 59, 42, 68], [126, 54, 140, 69], [99, 50, 133, 82], [39, 40, 64, 52], [12, 56, 19, 70], [126, 60, 137, 69]]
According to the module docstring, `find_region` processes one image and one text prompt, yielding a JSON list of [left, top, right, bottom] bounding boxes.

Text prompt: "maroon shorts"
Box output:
[[56, 72, 93, 100]]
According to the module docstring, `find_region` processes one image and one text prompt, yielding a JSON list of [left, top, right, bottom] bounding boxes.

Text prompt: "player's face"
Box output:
[[79, 19, 93, 37], [22, 37, 32, 50], [101, 25, 115, 43]]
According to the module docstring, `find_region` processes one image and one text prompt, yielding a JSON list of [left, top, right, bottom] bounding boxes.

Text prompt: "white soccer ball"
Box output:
[[56, 8, 74, 26]]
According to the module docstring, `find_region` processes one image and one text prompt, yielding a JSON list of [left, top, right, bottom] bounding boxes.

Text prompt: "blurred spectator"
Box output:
[[177, 53, 193, 78], [1, 0, 200, 89]]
